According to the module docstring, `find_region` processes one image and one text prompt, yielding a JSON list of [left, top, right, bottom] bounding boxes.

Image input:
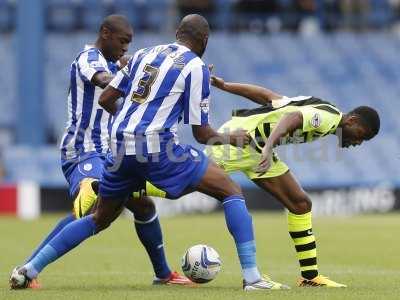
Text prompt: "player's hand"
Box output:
[[229, 129, 250, 148], [254, 145, 273, 174], [118, 55, 132, 69], [210, 75, 225, 89]]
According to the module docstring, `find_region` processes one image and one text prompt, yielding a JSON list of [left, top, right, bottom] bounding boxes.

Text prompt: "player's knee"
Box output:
[[92, 213, 113, 232], [130, 196, 156, 219], [216, 179, 243, 201], [230, 182, 242, 197], [290, 193, 312, 215], [198, 163, 243, 201], [91, 203, 119, 232]]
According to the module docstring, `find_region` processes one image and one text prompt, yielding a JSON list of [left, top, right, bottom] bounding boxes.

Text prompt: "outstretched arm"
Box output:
[[192, 125, 250, 148], [211, 75, 283, 105]]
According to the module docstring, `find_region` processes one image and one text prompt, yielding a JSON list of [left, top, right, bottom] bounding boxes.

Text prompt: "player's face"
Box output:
[[339, 118, 370, 148], [108, 27, 133, 62]]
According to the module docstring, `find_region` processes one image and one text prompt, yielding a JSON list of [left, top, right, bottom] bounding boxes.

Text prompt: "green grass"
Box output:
[[1, 212, 399, 300]]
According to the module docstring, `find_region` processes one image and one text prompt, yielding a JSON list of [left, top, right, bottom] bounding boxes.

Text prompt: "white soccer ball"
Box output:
[[9, 267, 27, 288], [181, 244, 222, 283]]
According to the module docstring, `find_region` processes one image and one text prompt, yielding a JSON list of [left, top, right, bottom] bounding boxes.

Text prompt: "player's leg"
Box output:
[[20, 214, 75, 289], [124, 196, 190, 285], [147, 144, 287, 290], [189, 162, 289, 290], [19, 173, 99, 289], [10, 193, 125, 289], [86, 178, 175, 283], [25, 215, 75, 264], [25, 176, 100, 266], [125, 196, 171, 280], [24, 176, 97, 264], [9, 155, 131, 289], [253, 172, 316, 277], [21, 154, 100, 265], [23, 177, 187, 287], [194, 162, 262, 282], [252, 172, 346, 287]]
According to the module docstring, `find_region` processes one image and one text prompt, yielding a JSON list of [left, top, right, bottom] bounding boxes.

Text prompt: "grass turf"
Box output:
[[1, 212, 399, 300]]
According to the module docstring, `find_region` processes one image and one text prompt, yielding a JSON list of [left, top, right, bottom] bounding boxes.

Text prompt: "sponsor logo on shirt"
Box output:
[[89, 61, 104, 68], [310, 113, 321, 128], [200, 98, 209, 113]]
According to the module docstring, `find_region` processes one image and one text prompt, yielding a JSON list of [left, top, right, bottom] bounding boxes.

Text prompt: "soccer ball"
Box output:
[[181, 244, 222, 283], [9, 267, 28, 289]]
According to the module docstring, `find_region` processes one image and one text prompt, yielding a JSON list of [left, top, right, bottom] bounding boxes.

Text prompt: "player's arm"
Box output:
[[92, 55, 132, 88], [99, 86, 122, 115], [78, 49, 131, 89], [267, 111, 303, 147], [255, 111, 303, 173], [117, 55, 132, 70], [185, 65, 250, 147], [92, 72, 115, 89], [192, 125, 250, 148], [78, 49, 112, 89], [99, 59, 133, 115], [211, 75, 283, 105]]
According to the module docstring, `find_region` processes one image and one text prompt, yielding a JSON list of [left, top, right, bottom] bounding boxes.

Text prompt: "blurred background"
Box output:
[[0, 0, 399, 219]]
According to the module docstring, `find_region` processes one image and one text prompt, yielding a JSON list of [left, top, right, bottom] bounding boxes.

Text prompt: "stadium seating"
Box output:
[[2, 0, 400, 32], [0, 0, 14, 32], [0, 34, 15, 127], [46, 0, 80, 31], [0, 31, 399, 188]]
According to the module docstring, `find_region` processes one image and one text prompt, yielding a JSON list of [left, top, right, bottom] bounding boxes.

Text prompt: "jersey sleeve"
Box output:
[[298, 106, 341, 133], [183, 64, 210, 126], [77, 49, 108, 82], [109, 56, 138, 98]]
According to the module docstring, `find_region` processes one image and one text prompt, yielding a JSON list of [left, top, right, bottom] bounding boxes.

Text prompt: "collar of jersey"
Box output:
[[172, 42, 192, 54], [84, 44, 106, 60], [329, 112, 343, 135]]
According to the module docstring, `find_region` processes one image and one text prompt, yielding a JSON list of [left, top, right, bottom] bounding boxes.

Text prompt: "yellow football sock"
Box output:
[[287, 211, 318, 280], [73, 178, 98, 218]]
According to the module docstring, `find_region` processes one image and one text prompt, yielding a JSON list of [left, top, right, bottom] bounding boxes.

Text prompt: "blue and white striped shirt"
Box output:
[[109, 43, 210, 155], [60, 45, 118, 160]]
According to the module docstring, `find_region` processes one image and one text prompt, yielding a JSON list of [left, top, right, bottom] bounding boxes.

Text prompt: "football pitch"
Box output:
[[1, 212, 399, 300]]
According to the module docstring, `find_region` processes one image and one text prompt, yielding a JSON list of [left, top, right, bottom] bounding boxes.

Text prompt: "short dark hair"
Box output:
[[100, 14, 131, 33], [349, 106, 380, 140], [176, 14, 209, 44]]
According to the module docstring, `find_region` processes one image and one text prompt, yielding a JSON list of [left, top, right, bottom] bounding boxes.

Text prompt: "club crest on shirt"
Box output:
[[200, 98, 209, 113], [89, 61, 103, 68], [310, 113, 321, 128], [83, 163, 93, 171], [190, 149, 199, 157]]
